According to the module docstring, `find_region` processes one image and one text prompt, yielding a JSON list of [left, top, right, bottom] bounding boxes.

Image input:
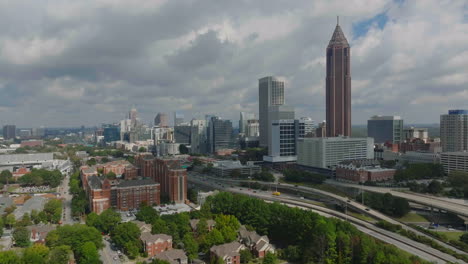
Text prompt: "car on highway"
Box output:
[[272, 192, 281, 196], [365, 208, 370, 211]]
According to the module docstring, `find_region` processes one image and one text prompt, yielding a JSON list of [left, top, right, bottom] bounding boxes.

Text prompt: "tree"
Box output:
[[151, 259, 171, 264], [105, 171, 117, 179], [136, 204, 159, 224], [86, 158, 97, 166], [0, 170, 13, 184], [427, 180, 443, 194], [0, 251, 21, 264], [48, 245, 72, 264], [79, 241, 101, 264], [5, 214, 16, 229], [0, 218, 4, 237], [111, 222, 142, 259], [43, 199, 63, 223], [46, 224, 103, 253], [187, 188, 198, 204], [240, 249, 253, 264], [139, 147, 147, 153], [13, 226, 31, 247], [152, 218, 170, 234], [86, 212, 101, 230], [460, 233, 468, 245], [183, 233, 199, 260], [179, 144, 189, 154], [99, 209, 121, 234], [23, 243, 50, 264], [262, 252, 278, 264]]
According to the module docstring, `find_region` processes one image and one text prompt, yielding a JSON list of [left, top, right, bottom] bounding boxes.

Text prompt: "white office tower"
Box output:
[[298, 117, 315, 138], [259, 76, 285, 147], [239, 112, 255, 135], [190, 119, 207, 154], [246, 120, 260, 137], [297, 137, 374, 169], [440, 110, 468, 152], [263, 119, 298, 163]]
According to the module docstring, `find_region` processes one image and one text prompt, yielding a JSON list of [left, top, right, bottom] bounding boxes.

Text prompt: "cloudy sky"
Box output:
[[0, 0, 467, 127]]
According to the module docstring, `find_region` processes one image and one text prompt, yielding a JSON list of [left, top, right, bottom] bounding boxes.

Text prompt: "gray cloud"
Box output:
[[0, 0, 466, 127]]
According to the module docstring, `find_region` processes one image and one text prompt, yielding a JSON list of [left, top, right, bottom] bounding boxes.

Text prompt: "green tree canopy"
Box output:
[[111, 222, 142, 259], [13, 226, 30, 247], [23, 243, 50, 264], [78, 241, 101, 264], [136, 204, 159, 224]]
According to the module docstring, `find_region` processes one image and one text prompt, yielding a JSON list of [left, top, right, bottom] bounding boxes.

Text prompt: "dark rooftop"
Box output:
[[117, 178, 159, 188]]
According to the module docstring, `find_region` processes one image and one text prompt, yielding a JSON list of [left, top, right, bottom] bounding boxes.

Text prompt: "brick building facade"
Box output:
[[140, 233, 172, 257], [135, 155, 187, 204], [335, 160, 396, 183]]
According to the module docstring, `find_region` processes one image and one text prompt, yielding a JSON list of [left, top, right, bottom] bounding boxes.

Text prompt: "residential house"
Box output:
[[154, 249, 188, 264], [141, 232, 172, 257], [238, 226, 274, 258], [28, 225, 56, 243], [210, 242, 245, 264], [189, 219, 216, 232]]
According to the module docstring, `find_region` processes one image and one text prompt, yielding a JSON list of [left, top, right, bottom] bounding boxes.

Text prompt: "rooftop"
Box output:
[[328, 21, 349, 47], [211, 242, 244, 258], [140, 232, 172, 243], [117, 178, 159, 188], [154, 249, 187, 264]]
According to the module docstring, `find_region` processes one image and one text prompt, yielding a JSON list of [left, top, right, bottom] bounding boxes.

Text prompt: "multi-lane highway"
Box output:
[[188, 174, 467, 263], [327, 180, 468, 217]]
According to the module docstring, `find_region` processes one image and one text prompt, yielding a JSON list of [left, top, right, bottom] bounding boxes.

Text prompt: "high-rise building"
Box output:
[[297, 137, 374, 169], [129, 107, 138, 127], [174, 112, 184, 126], [316, 121, 327, 138], [19, 129, 32, 139], [259, 76, 285, 147], [404, 127, 429, 142], [2, 125, 16, 140], [441, 110, 468, 152], [367, 116, 404, 144], [246, 119, 260, 137], [154, 113, 169, 127], [239, 112, 255, 135], [208, 116, 233, 153], [174, 125, 191, 145], [263, 119, 299, 163], [326, 18, 351, 137], [190, 119, 207, 154], [298, 117, 315, 138], [103, 124, 120, 143]]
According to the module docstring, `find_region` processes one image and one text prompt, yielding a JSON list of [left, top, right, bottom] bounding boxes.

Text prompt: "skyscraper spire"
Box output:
[[337, 16, 339, 25], [326, 18, 351, 137]]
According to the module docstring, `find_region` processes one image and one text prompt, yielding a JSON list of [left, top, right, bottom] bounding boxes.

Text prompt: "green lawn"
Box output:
[[348, 212, 377, 223], [436, 231, 465, 241], [397, 212, 429, 223]]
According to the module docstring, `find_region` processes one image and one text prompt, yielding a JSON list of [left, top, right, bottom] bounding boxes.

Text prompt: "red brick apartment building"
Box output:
[[135, 155, 187, 204]]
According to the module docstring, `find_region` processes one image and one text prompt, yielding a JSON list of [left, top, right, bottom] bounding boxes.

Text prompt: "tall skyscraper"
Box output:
[[239, 112, 255, 135], [367, 115, 404, 144], [208, 116, 233, 153], [154, 112, 169, 127], [129, 107, 138, 127], [259, 76, 285, 147], [2, 125, 16, 140], [326, 17, 351, 137], [441, 110, 468, 152]]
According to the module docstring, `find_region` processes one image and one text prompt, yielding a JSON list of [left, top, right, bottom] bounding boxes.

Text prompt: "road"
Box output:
[[190, 173, 468, 256], [100, 238, 122, 264], [327, 180, 468, 217], [189, 175, 466, 263], [58, 171, 74, 225]]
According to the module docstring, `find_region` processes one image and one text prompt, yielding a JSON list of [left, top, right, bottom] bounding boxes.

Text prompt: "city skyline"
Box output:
[[0, 1, 467, 127]]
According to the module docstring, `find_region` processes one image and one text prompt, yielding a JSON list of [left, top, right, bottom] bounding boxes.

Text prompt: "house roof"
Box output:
[[210, 242, 244, 258], [132, 220, 152, 233], [189, 219, 216, 230], [154, 249, 187, 264], [140, 232, 172, 244]]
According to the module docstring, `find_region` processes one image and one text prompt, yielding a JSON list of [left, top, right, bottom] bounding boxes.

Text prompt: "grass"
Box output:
[[436, 231, 465, 241], [397, 212, 430, 223], [348, 211, 377, 223]]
